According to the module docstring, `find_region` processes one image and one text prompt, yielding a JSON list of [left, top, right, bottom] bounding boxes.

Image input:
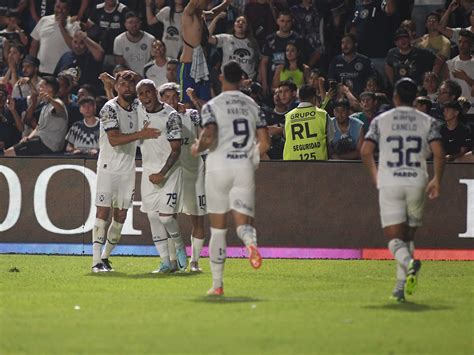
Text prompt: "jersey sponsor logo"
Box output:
[[393, 168, 418, 178], [167, 26, 179, 36], [234, 199, 253, 213], [226, 152, 248, 159], [234, 48, 251, 59]]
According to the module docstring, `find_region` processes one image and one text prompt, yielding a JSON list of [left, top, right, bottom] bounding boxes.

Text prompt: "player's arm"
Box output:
[[149, 140, 181, 184], [361, 139, 378, 187], [191, 123, 217, 156], [107, 122, 160, 147], [426, 139, 445, 199], [256, 127, 270, 156]]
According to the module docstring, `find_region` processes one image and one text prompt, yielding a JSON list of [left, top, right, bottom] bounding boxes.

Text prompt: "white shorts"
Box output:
[[205, 166, 255, 217], [378, 186, 426, 228], [140, 167, 183, 214], [95, 170, 135, 210], [181, 165, 206, 216]]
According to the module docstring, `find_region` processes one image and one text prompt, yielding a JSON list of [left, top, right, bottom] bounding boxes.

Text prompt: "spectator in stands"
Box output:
[[441, 100, 472, 162], [400, 19, 419, 44], [145, 0, 183, 60], [0, 86, 23, 149], [0, 0, 27, 28], [29, 0, 55, 26], [290, 0, 323, 63], [330, 98, 363, 160], [11, 54, 40, 99], [114, 11, 155, 77], [272, 41, 309, 89], [2, 76, 68, 156], [327, 32, 375, 96], [244, 0, 277, 51], [57, 74, 81, 128], [422, 71, 439, 102], [349, 0, 396, 82], [350, 91, 377, 133], [411, 0, 445, 37], [143, 39, 170, 88], [54, 30, 105, 88], [278, 80, 298, 111], [30, 0, 80, 75], [364, 75, 384, 94], [266, 87, 290, 159], [438, 1, 474, 46], [415, 12, 451, 66], [86, 0, 128, 72], [77, 84, 97, 100], [0, 10, 28, 47], [65, 96, 99, 156], [2, 43, 25, 89], [414, 96, 433, 114], [431, 79, 462, 120], [445, 29, 474, 117], [385, 28, 440, 87], [166, 58, 179, 83], [208, 15, 260, 81], [259, 9, 315, 96]]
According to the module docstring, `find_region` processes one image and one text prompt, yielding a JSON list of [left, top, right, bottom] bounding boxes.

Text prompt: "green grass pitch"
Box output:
[[1, 255, 473, 354]]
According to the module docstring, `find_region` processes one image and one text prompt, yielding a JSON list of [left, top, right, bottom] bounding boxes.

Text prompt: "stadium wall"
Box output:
[[1, 157, 473, 260]]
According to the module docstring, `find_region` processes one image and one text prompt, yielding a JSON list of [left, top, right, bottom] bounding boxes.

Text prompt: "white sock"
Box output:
[[92, 218, 107, 266], [408, 240, 415, 256], [160, 215, 184, 250], [191, 236, 204, 262], [148, 212, 170, 265], [101, 220, 123, 259], [167, 237, 177, 261], [236, 224, 257, 247], [209, 228, 227, 289], [388, 238, 411, 270]]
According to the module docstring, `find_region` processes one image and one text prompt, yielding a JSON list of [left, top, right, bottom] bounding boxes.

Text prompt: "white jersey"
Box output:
[[156, 7, 183, 59], [201, 90, 267, 171], [97, 97, 139, 174], [113, 31, 156, 76], [179, 108, 201, 171], [214, 34, 259, 80], [365, 106, 442, 188], [138, 102, 182, 173], [143, 59, 169, 89]]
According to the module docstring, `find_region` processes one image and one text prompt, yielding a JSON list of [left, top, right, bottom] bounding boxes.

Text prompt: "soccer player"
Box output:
[[136, 79, 188, 273], [92, 71, 160, 273], [361, 78, 445, 302], [191, 61, 270, 295], [159, 82, 206, 272]]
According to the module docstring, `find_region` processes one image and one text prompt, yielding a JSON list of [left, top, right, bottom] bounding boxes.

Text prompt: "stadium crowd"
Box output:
[[0, 0, 472, 161]]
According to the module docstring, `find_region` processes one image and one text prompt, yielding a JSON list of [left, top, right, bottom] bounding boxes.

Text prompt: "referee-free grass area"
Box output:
[[1, 255, 473, 355]]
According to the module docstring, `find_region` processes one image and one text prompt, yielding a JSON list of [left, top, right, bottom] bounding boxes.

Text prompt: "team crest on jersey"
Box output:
[[360, 9, 369, 19], [125, 47, 129, 52], [355, 62, 364, 71], [114, 15, 120, 22], [141, 43, 148, 51]]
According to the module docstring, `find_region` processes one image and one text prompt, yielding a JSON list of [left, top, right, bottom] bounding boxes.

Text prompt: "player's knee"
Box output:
[[158, 214, 174, 227]]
